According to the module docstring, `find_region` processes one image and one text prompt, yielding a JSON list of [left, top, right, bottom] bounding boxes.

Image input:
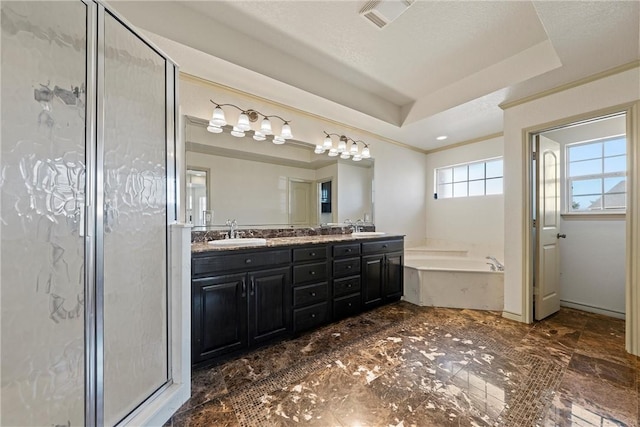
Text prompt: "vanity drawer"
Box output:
[[361, 239, 403, 254], [333, 243, 360, 258], [333, 257, 361, 278], [293, 302, 328, 332], [293, 262, 328, 284], [293, 246, 328, 262], [333, 293, 361, 319], [333, 276, 361, 298], [293, 282, 328, 308], [192, 249, 291, 276]]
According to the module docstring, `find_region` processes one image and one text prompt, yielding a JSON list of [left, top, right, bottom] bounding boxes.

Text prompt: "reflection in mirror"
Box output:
[[184, 116, 373, 228], [186, 168, 210, 226]]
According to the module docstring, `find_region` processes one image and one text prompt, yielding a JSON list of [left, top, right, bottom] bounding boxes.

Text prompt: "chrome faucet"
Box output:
[[355, 219, 365, 233], [344, 219, 353, 231], [225, 219, 238, 239], [485, 256, 504, 272]]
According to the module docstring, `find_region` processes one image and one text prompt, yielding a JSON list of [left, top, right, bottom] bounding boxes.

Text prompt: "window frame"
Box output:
[[565, 135, 627, 214], [434, 156, 503, 200]]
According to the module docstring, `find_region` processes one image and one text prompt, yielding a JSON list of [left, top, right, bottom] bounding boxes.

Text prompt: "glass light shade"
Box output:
[[281, 123, 293, 139], [237, 112, 251, 131], [272, 135, 285, 145], [340, 152, 351, 159], [337, 139, 347, 153], [352, 154, 362, 162], [350, 141, 358, 154], [314, 145, 325, 154], [362, 146, 371, 158], [323, 136, 333, 149], [207, 125, 223, 134], [253, 131, 266, 141], [230, 126, 245, 137], [260, 118, 272, 135], [210, 107, 227, 127], [328, 148, 339, 157]]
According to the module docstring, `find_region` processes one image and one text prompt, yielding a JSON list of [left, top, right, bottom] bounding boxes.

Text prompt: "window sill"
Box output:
[[561, 212, 626, 220]]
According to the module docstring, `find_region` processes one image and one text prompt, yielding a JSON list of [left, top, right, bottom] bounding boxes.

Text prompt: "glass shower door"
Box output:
[[101, 10, 169, 426], [0, 2, 87, 425]]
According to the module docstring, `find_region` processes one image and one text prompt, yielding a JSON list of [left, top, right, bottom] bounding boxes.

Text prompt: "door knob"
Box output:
[[557, 233, 567, 239]]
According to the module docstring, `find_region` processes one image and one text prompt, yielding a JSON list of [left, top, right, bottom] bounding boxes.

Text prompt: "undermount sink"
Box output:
[[208, 238, 267, 248], [351, 231, 386, 237]]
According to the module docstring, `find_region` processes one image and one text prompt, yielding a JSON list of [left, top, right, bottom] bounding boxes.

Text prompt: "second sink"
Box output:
[[208, 238, 267, 248]]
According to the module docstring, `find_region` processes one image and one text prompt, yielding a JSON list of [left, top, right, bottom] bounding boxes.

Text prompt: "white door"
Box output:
[[289, 180, 313, 225], [535, 135, 563, 320]]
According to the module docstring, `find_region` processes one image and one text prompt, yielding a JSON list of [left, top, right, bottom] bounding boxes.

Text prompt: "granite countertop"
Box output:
[[191, 234, 404, 253]]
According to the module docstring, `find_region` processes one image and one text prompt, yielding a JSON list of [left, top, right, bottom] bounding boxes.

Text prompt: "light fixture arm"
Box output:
[[210, 100, 291, 124]]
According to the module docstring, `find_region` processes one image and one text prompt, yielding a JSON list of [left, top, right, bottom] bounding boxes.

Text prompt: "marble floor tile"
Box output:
[[168, 302, 639, 427]]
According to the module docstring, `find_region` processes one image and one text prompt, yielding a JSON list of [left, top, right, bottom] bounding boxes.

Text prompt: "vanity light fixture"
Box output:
[[317, 132, 371, 161], [207, 100, 293, 144]]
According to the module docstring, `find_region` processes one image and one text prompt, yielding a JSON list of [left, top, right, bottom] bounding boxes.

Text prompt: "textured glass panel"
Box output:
[[569, 142, 602, 162], [103, 13, 168, 425], [453, 165, 468, 182], [569, 159, 602, 177], [604, 155, 626, 173], [572, 178, 602, 196], [453, 182, 467, 197], [604, 138, 626, 157], [486, 177, 503, 195], [485, 159, 503, 179], [468, 162, 484, 180], [437, 168, 453, 184], [1, 2, 86, 425], [437, 183, 452, 199], [468, 180, 484, 196]]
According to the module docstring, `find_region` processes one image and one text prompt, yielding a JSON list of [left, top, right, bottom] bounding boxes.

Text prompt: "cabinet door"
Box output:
[[248, 267, 291, 345], [362, 254, 385, 309], [192, 274, 247, 365], [385, 252, 404, 300]]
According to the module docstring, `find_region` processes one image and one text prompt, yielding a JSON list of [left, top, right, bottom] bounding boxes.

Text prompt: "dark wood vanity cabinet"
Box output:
[[361, 240, 404, 310], [191, 236, 403, 367], [191, 250, 291, 366]]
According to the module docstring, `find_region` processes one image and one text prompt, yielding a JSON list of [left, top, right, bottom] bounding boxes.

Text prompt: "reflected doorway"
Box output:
[[187, 168, 210, 226]]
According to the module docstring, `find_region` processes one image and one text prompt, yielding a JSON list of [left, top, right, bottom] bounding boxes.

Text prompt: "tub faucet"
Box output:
[[485, 256, 504, 272], [225, 219, 238, 239]]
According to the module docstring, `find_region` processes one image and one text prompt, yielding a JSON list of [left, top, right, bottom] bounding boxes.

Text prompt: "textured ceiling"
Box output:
[[110, 0, 640, 151]]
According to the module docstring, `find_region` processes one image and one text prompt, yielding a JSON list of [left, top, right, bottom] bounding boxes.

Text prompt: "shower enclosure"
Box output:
[[1, 1, 180, 425]]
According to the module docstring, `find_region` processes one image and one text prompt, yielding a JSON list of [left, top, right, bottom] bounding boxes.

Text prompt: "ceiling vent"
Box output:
[[359, 0, 415, 29]]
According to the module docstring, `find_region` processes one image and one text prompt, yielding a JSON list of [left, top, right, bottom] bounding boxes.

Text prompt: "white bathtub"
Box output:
[[403, 256, 504, 310]]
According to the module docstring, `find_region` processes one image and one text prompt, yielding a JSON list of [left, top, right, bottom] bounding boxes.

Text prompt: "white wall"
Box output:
[[502, 67, 640, 319], [424, 137, 504, 257], [178, 77, 427, 245], [560, 218, 626, 316]]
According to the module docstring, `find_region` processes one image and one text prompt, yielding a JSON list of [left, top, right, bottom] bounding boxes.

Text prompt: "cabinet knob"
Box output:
[[347, 265, 352, 269], [310, 271, 315, 275], [346, 248, 352, 253], [347, 284, 352, 288], [348, 303, 352, 307], [382, 245, 388, 249], [311, 313, 316, 318], [245, 259, 252, 264], [311, 292, 316, 297], [310, 252, 316, 256]]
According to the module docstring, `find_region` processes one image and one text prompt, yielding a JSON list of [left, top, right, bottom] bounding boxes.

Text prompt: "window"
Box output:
[[566, 136, 626, 212], [435, 157, 503, 199]]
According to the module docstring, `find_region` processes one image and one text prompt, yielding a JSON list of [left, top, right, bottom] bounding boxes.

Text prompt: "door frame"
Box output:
[[287, 178, 316, 225], [522, 101, 640, 354]]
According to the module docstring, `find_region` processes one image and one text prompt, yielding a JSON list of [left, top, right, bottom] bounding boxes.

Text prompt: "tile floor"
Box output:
[[166, 302, 638, 426]]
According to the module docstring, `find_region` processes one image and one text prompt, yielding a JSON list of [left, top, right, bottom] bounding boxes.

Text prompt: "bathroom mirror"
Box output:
[[184, 116, 374, 227]]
